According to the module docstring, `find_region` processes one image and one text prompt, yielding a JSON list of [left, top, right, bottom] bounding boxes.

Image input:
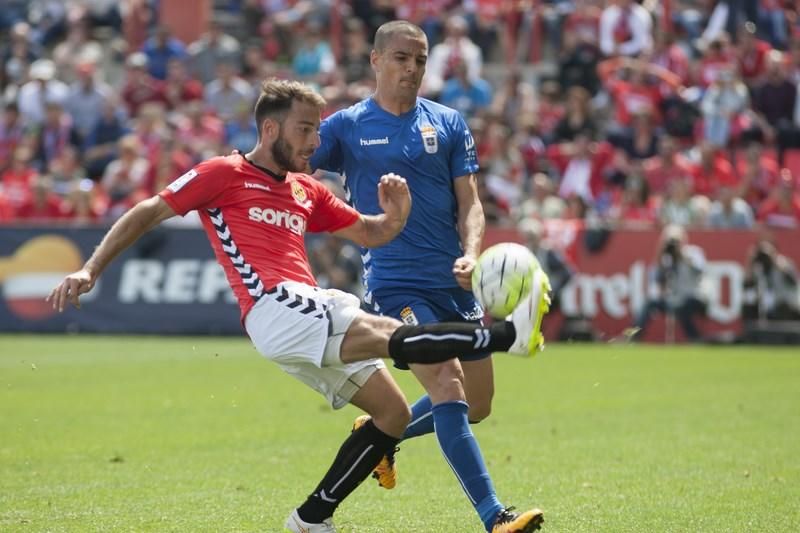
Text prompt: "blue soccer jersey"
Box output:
[[311, 97, 479, 293]]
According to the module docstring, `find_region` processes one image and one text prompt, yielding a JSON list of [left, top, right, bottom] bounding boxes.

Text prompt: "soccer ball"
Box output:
[[471, 242, 541, 318]]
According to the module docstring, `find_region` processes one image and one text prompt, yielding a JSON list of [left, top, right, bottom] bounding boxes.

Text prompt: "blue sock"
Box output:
[[432, 401, 503, 532], [402, 395, 434, 440]]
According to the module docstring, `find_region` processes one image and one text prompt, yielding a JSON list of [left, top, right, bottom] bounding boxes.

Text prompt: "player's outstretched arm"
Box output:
[[452, 173, 485, 290], [47, 196, 176, 312], [334, 173, 411, 248]]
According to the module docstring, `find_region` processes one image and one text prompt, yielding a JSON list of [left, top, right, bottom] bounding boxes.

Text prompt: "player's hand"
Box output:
[[378, 173, 411, 224], [46, 269, 95, 312], [453, 255, 476, 290]]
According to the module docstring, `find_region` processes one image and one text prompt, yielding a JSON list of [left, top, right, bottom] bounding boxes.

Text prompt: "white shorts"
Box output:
[[244, 281, 385, 409]]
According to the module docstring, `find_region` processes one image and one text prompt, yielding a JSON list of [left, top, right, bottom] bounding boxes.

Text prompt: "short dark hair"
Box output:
[[373, 20, 426, 53], [254, 78, 326, 138]]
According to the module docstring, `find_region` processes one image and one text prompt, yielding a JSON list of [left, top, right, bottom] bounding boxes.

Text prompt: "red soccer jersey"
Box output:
[[688, 156, 737, 197], [609, 80, 662, 126], [158, 154, 360, 321]]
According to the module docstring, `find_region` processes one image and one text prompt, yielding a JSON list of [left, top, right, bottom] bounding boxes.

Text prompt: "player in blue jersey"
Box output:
[[311, 20, 547, 533]]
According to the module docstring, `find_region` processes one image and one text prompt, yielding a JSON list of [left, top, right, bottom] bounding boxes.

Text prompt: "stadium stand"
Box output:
[[1, 0, 799, 341]]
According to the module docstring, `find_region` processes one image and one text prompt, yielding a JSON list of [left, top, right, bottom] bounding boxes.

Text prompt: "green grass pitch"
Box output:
[[1, 335, 799, 532]]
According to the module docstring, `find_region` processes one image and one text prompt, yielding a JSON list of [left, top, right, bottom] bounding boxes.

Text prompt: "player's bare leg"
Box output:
[[348, 368, 409, 438], [461, 356, 495, 423]]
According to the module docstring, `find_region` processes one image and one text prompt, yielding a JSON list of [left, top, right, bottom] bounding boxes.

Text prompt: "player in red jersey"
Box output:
[[48, 79, 542, 532]]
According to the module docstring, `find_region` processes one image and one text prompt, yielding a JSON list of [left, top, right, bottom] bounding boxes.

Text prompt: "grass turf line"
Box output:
[[1, 335, 798, 532]]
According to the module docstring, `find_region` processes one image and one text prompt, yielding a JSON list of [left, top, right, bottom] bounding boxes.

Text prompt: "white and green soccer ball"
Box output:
[[471, 242, 541, 319]]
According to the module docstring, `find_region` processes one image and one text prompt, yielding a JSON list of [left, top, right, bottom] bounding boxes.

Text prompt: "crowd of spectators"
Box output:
[[1, 0, 800, 237]]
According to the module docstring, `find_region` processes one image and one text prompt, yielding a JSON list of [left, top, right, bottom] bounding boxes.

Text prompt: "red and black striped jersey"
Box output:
[[159, 153, 359, 321]]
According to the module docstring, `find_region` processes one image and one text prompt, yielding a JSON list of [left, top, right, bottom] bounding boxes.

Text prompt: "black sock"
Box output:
[[297, 418, 399, 523], [388, 321, 516, 366]]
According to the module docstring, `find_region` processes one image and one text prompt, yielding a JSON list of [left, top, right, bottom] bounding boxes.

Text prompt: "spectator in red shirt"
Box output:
[[757, 169, 800, 228], [609, 165, 658, 228], [133, 103, 170, 166], [564, 0, 602, 47], [1, 146, 37, 213], [695, 33, 736, 88], [598, 56, 682, 137], [736, 141, 780, 209], [737, 21, 772, 88], [120, 52, 167, 117], [163, 58, 203, 113], [652, 28, 691, 90], [644, 134, 693, 197], [15, 175, 64, 221], [516, 117, 547, 179], [0, 190, 13, 222], [176, 100, 225, 163], [147, 137, 193, 193], [688, 143, 737, 198], [101, 135, 151, 219], [61, 179, 106, 223], [546, 129, 614, 203]]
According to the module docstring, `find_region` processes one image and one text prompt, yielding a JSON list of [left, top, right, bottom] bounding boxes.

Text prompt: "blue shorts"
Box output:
[[368, 287, 490, 370]]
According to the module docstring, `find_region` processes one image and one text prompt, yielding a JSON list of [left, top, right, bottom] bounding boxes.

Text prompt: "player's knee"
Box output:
[[428, 361, 465, 400], [468, 402, 492, 423], [432, 375, 465, 402]]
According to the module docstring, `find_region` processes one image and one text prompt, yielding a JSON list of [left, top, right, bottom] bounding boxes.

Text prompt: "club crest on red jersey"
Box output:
[[290, 180, 308, 204]]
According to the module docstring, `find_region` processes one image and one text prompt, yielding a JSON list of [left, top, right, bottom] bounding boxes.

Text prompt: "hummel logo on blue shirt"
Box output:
[[359, 137, 389, 146]]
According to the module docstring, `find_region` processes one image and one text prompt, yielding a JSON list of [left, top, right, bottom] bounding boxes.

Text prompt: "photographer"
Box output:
[[742, 240, 800, 322], [633, 225, 708, 342]]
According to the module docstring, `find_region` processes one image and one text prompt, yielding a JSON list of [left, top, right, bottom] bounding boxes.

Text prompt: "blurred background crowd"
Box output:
[[1, 0, 800, 305]]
